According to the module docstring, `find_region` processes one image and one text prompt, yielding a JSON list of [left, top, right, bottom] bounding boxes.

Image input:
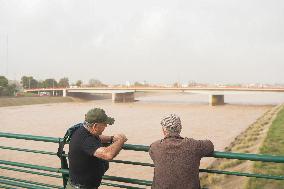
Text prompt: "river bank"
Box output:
[[246, 105, 284, 189], [201, 104, 284, 189], [0, 96, 77, 107], [0, 91, 161, 107]]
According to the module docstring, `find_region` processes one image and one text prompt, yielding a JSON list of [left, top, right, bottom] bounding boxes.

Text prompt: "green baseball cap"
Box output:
[[85, 108, 115, 125]]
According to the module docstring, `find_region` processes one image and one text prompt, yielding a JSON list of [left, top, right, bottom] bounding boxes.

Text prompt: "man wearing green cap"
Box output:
[[67, 108, 127, 189]]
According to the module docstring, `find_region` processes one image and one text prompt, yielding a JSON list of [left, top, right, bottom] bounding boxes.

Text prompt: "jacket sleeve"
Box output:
[[149, 144, 154, 161], [196, 140, 214, 157]]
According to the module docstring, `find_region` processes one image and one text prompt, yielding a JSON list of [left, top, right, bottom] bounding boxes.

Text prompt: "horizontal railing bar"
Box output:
[[0, 145, 151, 167], [111, 160, 154, 167], [0, 143, 153, 168], [200, 169, 284, 180], [101, 182, 146, 189], [0, 160, 63, 173], [212, 151, 284, 163], [0, 144, 214, 172], [3, 143, 282, 175], [103, 175, 152, 186], [0, 179, 50, 189], [0, 184, 15, 189], [122, 146, 284, 163], [0, 160, 152, 186], [2, 158, 284, 184], [1, 132, 284, 163], [0, 175, 62, 188], [0, 145, 57, 156], [122, 144, 149, 152], [4, 143, 281, 167], [0, 132, 60, 143], [0, 165, 62, 178]]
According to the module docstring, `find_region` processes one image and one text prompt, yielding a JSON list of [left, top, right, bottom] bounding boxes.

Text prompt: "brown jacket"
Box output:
[[149, 135, 214, 189]]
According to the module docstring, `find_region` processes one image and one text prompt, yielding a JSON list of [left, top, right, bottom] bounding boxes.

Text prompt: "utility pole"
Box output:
[[28, 78, 31, 89], [6, 33, 8, 77], [53, 79, 55, 96]]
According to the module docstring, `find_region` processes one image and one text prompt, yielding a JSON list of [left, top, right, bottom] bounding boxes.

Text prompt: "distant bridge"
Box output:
[[24, 87, 284, 105]]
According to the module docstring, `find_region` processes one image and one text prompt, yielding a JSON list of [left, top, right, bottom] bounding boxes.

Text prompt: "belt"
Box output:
[[68, 180, 98, 189]]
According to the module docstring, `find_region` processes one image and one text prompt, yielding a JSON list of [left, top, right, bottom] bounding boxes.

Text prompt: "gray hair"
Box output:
[[83, 121, 93, 128], [160, 114, 182, 134]]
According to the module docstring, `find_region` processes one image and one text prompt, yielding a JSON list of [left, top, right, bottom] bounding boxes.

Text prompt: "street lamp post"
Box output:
[[52, 80, 55, 96]]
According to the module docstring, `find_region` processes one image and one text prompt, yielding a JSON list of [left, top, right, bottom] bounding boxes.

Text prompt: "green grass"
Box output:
[[246, 105, 284, 189], [201, 105, 282, 188], [0, 96, 75, 107]]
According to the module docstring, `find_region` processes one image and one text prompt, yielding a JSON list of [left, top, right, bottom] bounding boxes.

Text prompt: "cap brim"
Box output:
[[105, 117, 115, 125]]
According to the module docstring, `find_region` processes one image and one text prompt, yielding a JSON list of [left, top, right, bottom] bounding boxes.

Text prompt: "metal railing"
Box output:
[[1, 132, 284, 188]]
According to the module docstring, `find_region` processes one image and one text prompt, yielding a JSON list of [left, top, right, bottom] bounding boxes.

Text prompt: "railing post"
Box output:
[[60, 151, 69, 188]]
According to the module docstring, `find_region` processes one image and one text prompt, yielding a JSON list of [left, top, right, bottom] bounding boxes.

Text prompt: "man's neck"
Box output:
[[164, 132, 181, 139], [84, 125, 100, 137]]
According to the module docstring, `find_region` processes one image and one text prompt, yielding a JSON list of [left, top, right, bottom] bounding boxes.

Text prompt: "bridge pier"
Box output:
[[112, 92, 135, 103], [63, 89, 67, 97], [209, 95, 225, 106]]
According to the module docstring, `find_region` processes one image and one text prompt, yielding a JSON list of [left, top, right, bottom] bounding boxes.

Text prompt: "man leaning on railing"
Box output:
[[67, 108, 127, 189], [149, 114, 214, 189]]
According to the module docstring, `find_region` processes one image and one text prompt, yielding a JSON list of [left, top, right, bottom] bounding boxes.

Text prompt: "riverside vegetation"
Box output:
[[0, 96, 76, 107], [246, 105, 284, 189], [201, 104, 284, 189]]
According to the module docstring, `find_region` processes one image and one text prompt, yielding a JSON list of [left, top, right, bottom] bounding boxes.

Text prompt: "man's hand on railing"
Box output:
[[113, 134, 128, 143]]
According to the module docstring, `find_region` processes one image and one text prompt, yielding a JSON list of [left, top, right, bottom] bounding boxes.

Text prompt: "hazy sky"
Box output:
[[0, 0, 283, 85]]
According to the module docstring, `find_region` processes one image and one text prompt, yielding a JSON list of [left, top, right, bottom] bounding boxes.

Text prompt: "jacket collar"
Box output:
[[164, 133, 183, 140]]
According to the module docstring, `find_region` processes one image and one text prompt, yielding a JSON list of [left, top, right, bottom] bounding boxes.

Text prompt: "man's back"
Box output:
[[68, 126, 108, 187], [149, 135, 214, 189]]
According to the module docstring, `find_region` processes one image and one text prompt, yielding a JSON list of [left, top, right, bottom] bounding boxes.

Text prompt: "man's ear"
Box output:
[[162, 128, 166, 135], [92, 123, 97, 130]]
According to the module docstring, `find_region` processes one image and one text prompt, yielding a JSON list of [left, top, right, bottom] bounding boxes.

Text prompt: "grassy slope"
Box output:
[[201, 105, 283, 189], [0, 96, 75, 107], [246, 106, 284, 189]]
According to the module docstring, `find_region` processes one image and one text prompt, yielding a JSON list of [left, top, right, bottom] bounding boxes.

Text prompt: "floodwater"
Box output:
[[1, 92, 283, 188], [138, 92, 284, 105]]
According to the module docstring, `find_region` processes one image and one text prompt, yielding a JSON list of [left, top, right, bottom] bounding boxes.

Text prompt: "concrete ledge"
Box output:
[[63, 89, 67, 97]]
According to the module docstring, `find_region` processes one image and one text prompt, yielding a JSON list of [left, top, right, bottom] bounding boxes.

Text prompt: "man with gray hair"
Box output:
[[149, 114, 214, 189]]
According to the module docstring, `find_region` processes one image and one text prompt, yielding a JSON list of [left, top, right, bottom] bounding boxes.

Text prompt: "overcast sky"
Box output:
[[0, 0, 283, 85]]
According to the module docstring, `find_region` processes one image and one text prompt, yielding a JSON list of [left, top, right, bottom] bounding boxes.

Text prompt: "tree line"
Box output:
[[0, 75, 201, 97], [21, 76, 70, 89], [20, 77, 107, 89], [0, 76, 17, 96], [0, 75, 108, 96]]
